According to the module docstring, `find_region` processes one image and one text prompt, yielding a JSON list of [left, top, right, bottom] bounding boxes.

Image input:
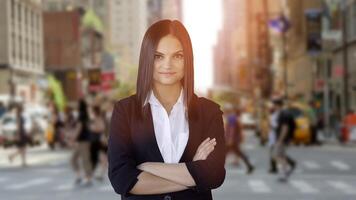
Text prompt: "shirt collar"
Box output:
[[144, 88, 184, 107]]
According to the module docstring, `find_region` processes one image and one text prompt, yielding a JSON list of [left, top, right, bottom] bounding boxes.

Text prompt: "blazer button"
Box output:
[[164, 195, 172, 200]]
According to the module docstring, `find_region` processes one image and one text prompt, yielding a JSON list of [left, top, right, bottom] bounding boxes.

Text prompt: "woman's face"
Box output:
[[153, 34, 184, 87]]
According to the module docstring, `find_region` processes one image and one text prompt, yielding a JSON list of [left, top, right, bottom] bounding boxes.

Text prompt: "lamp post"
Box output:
[[268, 14, 290, 98]]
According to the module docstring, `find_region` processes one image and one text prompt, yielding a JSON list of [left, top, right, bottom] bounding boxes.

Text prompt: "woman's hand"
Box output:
[[193, 137, 217, 161], [137, 162, 149, 171]]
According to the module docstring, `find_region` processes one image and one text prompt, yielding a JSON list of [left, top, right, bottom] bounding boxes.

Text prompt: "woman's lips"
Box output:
[[159, 72, 176, 76]]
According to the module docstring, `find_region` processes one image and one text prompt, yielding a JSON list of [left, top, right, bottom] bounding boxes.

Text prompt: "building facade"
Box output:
[[0, 0, 44, 105]]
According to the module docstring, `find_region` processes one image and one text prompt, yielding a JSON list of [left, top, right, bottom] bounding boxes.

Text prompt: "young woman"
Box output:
[[108, 20, 226, 200]]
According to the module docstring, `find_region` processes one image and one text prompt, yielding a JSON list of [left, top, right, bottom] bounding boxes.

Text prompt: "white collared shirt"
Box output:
[[146, 90, 189, 163]]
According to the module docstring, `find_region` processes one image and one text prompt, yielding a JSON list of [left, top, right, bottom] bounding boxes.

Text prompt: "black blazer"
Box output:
[[108, 94, 226, 200]]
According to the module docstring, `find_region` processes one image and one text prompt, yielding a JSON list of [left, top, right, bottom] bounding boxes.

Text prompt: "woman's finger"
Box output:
[[202, 145, 215, 160], [199, 141, 216, 157], [197, 137, 211, 149], [198, 138, 216, 151]]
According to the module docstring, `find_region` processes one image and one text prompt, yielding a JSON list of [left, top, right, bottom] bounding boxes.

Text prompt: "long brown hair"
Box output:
[[136, 19, 195, 119]]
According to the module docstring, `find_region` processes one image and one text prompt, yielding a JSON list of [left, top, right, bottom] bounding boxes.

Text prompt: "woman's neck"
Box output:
[[152, 83, 182, 113]]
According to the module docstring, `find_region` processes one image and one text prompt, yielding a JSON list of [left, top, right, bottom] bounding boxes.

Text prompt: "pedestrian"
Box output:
[[64, 106, 77, 147], [108, 20, 226, 199], [71, 99, 93, 187], [272, 98, 297, 182], [8, 104, 29, 167], [52, 107, 66, 149], [224, 104, 254, 174], [89, 105, 106, 181], [308, 101, 321, 145], [268, 102, 280, 174]]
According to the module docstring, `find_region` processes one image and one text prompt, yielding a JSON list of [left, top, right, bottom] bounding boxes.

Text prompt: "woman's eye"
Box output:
[[174, 54, 184, 59], [154, 54, 163, 60]]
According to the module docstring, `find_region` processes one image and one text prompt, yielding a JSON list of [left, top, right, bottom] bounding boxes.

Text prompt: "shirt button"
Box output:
[[164, 195, 172, 200]]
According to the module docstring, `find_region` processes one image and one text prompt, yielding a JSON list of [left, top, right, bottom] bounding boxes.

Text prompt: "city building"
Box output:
[[0, 0, 44, 105]]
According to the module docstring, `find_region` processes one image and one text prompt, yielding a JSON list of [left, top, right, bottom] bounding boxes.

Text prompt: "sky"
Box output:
[[183, 0, 222, 94]]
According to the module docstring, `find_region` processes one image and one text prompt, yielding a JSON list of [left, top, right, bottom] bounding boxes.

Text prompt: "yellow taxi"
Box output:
[[288, 105, 312, 145]]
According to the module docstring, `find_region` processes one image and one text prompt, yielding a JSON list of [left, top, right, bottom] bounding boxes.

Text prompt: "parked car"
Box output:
[[0, 107, 48, 148]]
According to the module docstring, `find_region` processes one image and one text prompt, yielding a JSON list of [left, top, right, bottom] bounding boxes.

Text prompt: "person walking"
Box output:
[[268, 102, 280, 174], [8, 104, 29, 167], [89, 105, 107, 181], [224, 105, 254, 174], [71, 99, 93, 187], [272, 98, 297, 182]]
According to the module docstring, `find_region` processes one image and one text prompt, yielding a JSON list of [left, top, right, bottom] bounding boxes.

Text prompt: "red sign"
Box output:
[[101, 71, 115, 91], [333, 65, 344, 78], [315, 79, 325, 91]]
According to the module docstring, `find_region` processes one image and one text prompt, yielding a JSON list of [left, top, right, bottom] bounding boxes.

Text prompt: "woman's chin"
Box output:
[[155, 79, 181, 86]]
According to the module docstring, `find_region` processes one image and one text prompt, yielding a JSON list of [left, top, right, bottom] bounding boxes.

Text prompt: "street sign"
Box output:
[[268, 15, 290, 33]]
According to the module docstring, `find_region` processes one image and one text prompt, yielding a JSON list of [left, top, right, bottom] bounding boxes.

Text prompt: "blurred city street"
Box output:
[[1, 131, 356, 200], [1, 0, 356, 199]]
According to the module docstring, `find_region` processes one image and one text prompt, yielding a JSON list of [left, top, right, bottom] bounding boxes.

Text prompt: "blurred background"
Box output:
[[0, 0, 356, 200]]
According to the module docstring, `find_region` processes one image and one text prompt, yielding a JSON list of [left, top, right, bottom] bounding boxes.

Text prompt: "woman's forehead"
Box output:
[[156, 34, 183, 53]]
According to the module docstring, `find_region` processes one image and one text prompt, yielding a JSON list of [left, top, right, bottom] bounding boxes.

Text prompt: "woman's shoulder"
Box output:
[[195, 95, 222, 114], [114, 94, 137, 108]]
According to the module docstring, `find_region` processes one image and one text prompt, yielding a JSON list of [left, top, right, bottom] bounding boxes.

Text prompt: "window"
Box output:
[[12, 33, 16, 59], [18, 3, 21, 23], [346, 3, 356, 40], [352, 2, 356, 39], [24, 38, 28, 63], [18, 35, 22, 61], [31, 41, 34, 64], [327, 60, 332, 78], [11, 0, 15, 21]]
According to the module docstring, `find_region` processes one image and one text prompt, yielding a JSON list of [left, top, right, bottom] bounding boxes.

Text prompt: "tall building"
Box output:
[[0, 0, 44, 104], [43, 9, 105, 102], [318, 0, 356, 117], [43, 9, 83, 102], [264, 0, 324, 101], [42, 0, 109, 47], [107, 0, 148, 68], [214, 0, 250, 93], [161, 0, 182, 20]]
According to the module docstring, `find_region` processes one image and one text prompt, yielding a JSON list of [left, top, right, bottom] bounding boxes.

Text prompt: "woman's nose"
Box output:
[[162, 57, 173, 69]]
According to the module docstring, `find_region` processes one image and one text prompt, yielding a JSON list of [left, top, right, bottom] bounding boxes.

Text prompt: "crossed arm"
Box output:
[[108, 102, 226, 196], [130, 138, 217, 195]]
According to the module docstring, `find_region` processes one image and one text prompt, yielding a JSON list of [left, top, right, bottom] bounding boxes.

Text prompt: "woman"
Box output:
[[108, 20, 226, 200]]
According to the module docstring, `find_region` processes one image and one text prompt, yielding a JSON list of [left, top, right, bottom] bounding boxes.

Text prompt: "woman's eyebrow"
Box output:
[[174, 50, 183, 54], [155, 50, 183, 55]]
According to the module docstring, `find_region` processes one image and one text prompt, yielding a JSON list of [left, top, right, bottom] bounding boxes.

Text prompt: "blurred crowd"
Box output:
[[0, 97, 115, 187], [1, 94, 356, 185], [222, 96, 356, 182]]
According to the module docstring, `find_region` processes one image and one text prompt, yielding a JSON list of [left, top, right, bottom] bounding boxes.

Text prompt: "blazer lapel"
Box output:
[[179, 94, 200, 162], [144, 104, 165, 162]]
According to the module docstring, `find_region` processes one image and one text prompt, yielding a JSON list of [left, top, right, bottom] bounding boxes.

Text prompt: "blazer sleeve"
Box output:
[[185, 106, 226, 192], [108, 101, 142, 196]]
